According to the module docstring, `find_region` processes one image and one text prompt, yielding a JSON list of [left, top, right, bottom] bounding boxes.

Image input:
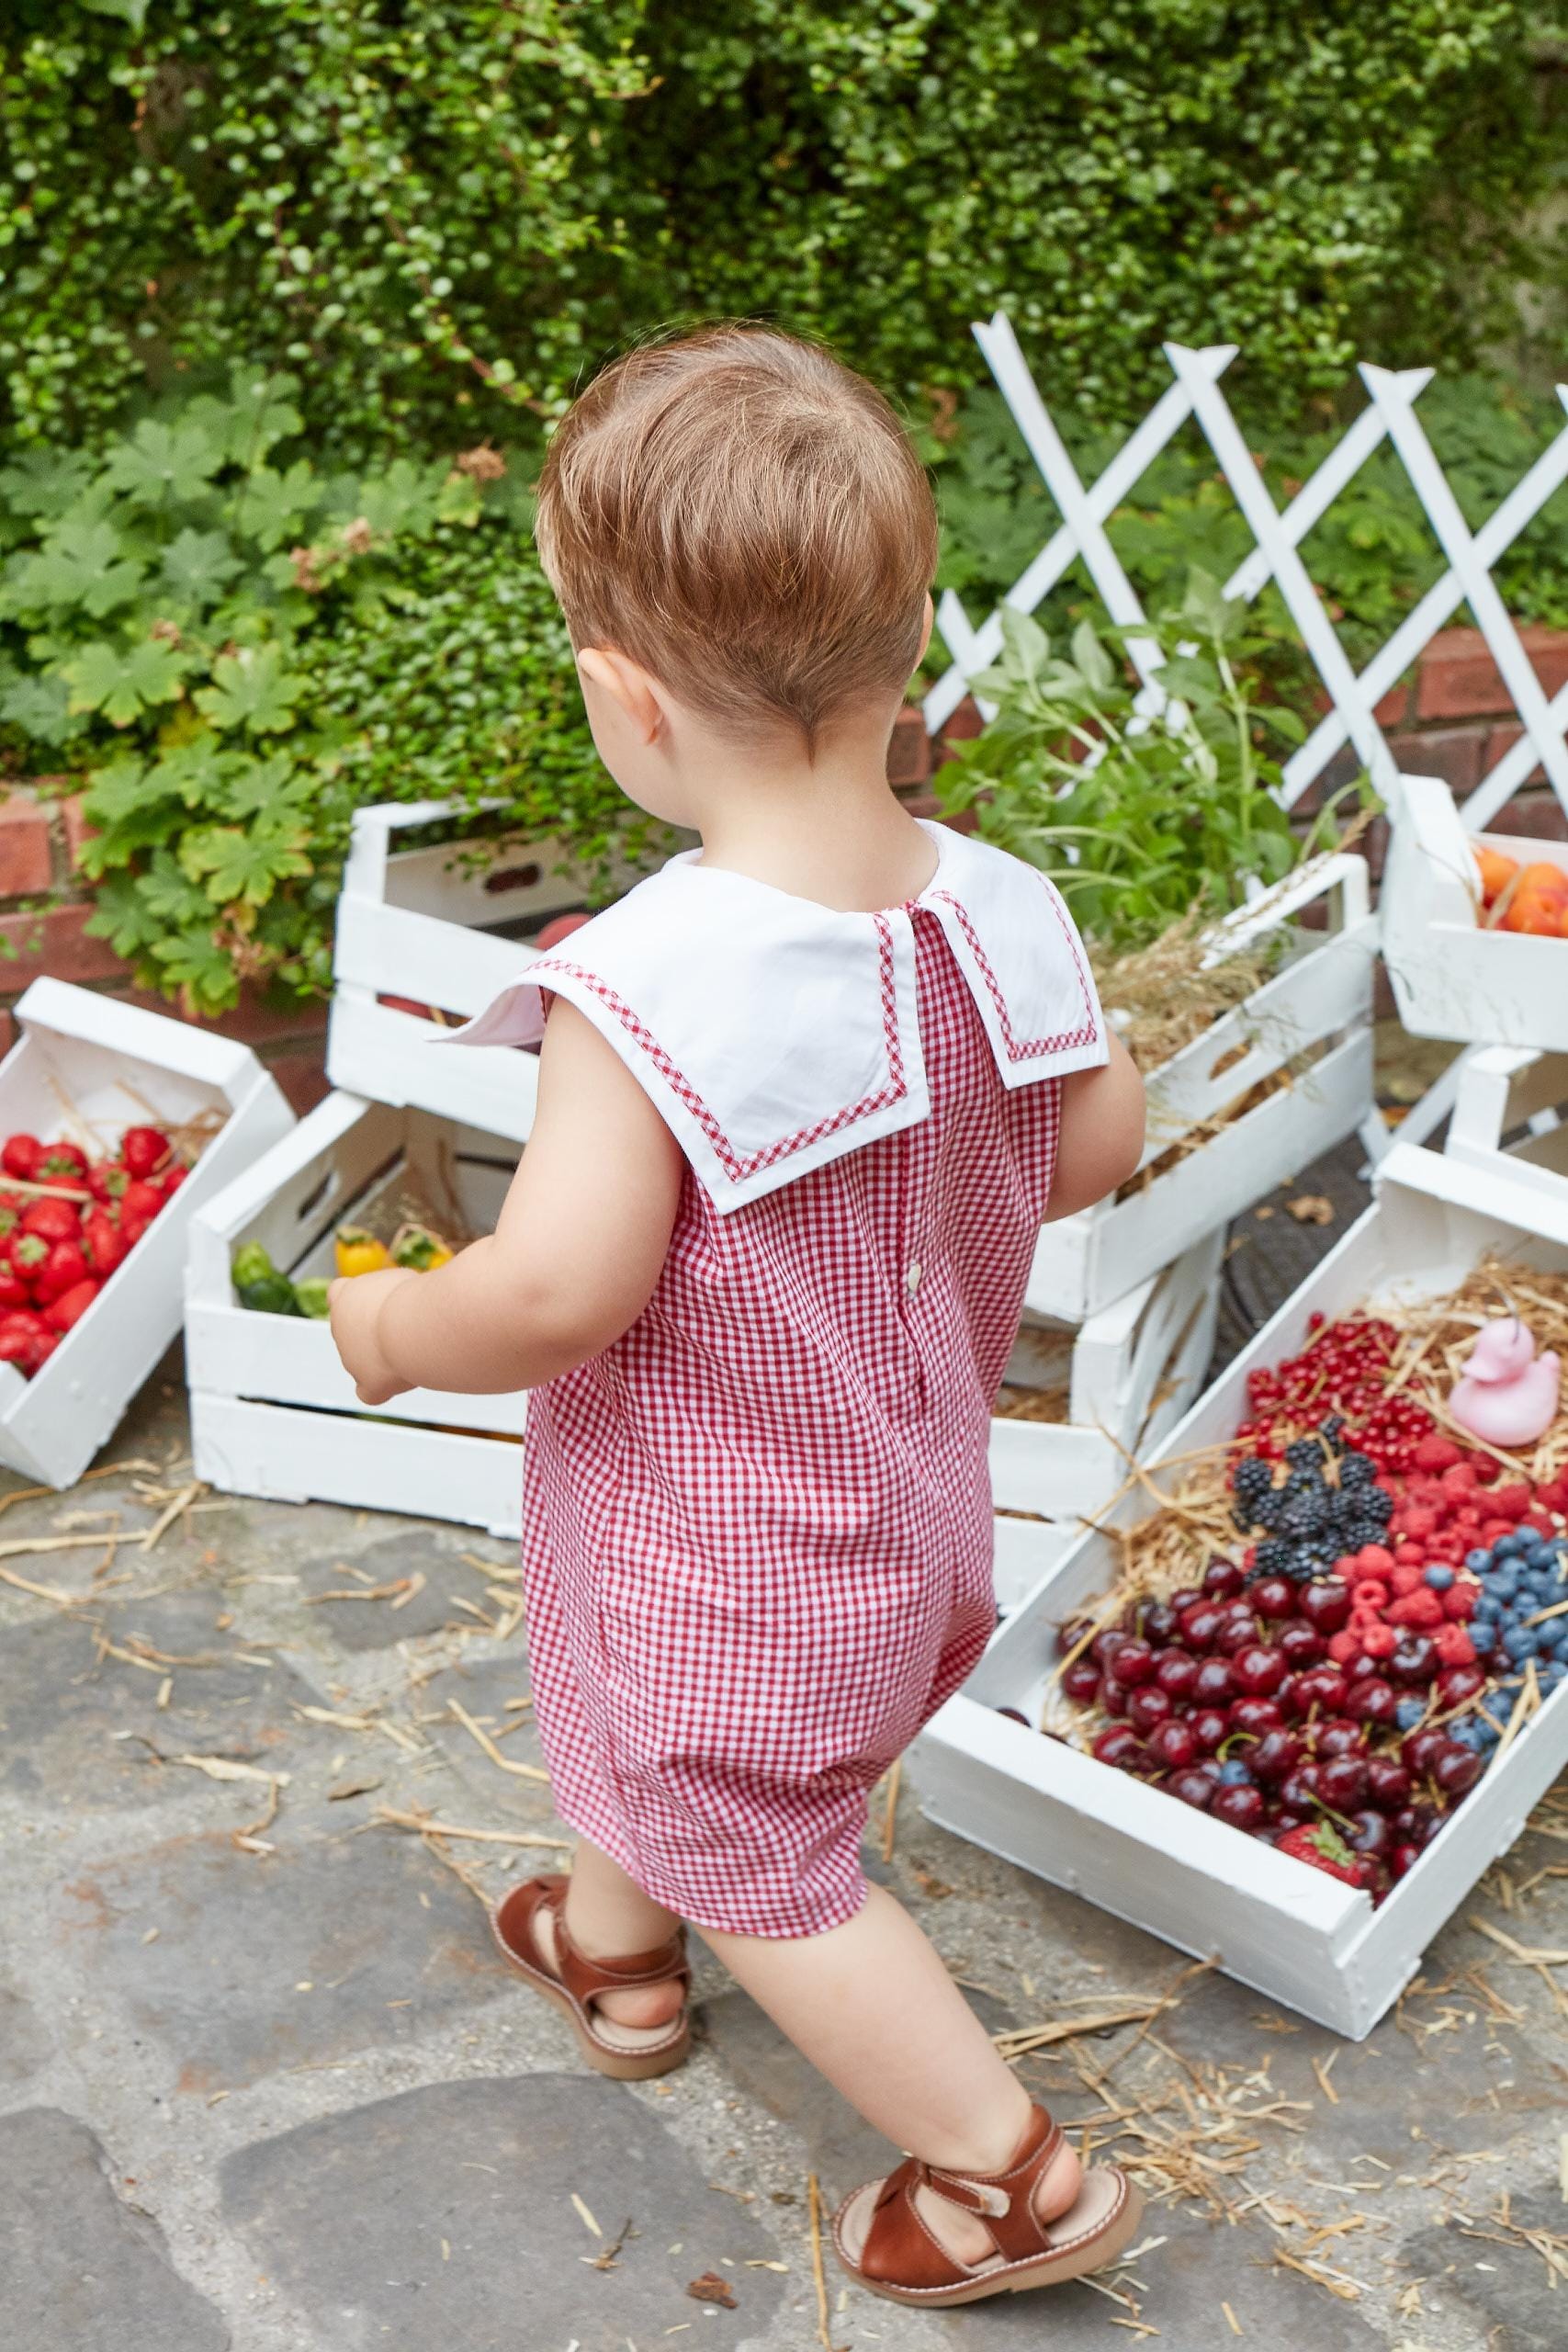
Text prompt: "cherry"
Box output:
[[1314, 1718, 1365, 1759], [1106, 1638, 1155, 1689], [1215, 1612, 1261, 1657], [1248, 1577, 1296, 1619], [996, 1706, 1031, 1725], [1283, 1667, 1349, 1719], [1365, 1758, 1412, 1812], [1091, 1628, 1130, 1669], [1190, 1707, 1231, 1753], [1062, 1658, 1102, 1704], [1100, 1679, 1131, 1719], [1350, 1807, 1393, 1858], [1318, 1755, 1369, 1810], [1057, 1615, 1096, 1657], [1389, 1635, 1438, 1688], [1278, 1622, 1325, 1669], [1091, 1726, 1148, 1770], [1154, 1650, 1199, 1702], [1298, 1580, 1353, 1634], [1278, 1769, 1320, 1815], [1350, 1855, 1388, 1900], [1391, 1840, 1422, 1879], [1431, 1743, 1483, 1798], [1251, 1729, 1303, 1783], [1179, 1602, 1225, 1653], [1212, 1783, 1266, 1831], [1401, 1725, 1449, 1779], [1203, 1558, 1247, 1599], [1192, 1657, 1236, 1707], [1142, 1601, 1179, 1646], [1148, 1720, 1199, 1770], [1436, 1665, 1485, 1710], [1232, 1644, 1287, 1698], [1346, 1675, 1398, 1725], [1126, 1686, 1174, 1736], [1169, 1586, 1203, 1612], [1168, 1768, 1216, 1809], [1230, 1696, 1283, 1736]]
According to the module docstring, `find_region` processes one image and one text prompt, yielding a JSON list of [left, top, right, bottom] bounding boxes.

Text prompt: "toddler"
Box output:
[[329, 326, 1147, 2309]]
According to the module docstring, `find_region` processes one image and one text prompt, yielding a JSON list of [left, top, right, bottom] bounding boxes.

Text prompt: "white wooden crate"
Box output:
[[1027, 853, 1376, 1322], [0, 978, 293, 1488], [918, 1141, 1568, 2039], [327, 799, 639, 1143], [186, 1091, 527, 1537], [1382, 774, 1568, 1053], [990, 1227, 1222, 1528], [1445, 1045, 1568, 1212]]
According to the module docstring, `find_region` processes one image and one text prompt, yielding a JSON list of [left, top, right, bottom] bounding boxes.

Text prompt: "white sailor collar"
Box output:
[[442, 820, 1106, 1213]]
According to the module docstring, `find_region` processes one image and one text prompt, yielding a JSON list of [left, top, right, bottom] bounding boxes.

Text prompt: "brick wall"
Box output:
[[5, 638, 1562, 1103]]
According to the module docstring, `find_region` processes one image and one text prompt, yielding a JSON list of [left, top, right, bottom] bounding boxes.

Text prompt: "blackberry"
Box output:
[[1248, 1491, 1286, 1531], [1251, 1537, 1295, 1575], [1339, 1452, 1378, 1488], [1232, 1456, 1274, 1503], [1321, 1415, 1348, 1448], [1279, 1495, 1329, 1539], [1286, 1437, 1325, 1471], [1359, 1486, 1393, 1523]]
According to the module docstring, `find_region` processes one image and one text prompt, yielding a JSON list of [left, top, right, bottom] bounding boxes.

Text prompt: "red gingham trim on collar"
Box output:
[[927, 881, 1100, 1059], [532, 914, 907, 1185]]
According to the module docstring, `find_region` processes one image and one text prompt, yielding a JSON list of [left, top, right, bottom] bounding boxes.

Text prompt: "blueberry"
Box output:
[[1466, 1547, 1492, 1572], [1490, 1572, 1519, 1602], [1394, 1696, 1427, 1731], [1543, 1660, 1567, 1690], [1450, 1720, 1484, 1750], [1473, 1594, 1501, 1623], [1217, 1758, 1254, 1786], [1503, 1625, 1540, 1661], [1495, 1533, 1525, 1559], [1424, 1566, 1455, 1590], [1470, 1621, 1499, 1655]]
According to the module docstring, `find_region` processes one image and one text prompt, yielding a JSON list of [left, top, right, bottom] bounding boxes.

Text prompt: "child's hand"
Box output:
[[328, 1268, 418, 1405]]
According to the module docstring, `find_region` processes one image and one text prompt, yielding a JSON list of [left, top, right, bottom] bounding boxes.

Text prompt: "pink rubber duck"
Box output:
[[1450, 1316, 1561, 1449]]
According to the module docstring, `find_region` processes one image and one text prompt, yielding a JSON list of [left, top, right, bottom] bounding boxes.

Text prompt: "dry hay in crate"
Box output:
[[1092, 918, 1278, 1078]]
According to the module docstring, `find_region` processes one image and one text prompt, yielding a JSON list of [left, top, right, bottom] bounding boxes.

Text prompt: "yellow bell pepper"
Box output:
[[334, 1225, 391, 1277], [390, 1221, 454, 1272]]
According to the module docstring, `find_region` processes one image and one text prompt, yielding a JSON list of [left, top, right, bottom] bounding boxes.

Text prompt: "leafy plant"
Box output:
[[0, 374, 626, 1012], [936, 574, 1357, 950]]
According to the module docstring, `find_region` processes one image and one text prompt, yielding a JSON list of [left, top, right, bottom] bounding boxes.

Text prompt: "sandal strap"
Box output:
[[495, 1876, 690, 2026], [857, 2106, 1066, 2290]]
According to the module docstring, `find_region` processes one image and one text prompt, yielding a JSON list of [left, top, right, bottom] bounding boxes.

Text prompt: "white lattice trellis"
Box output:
[[927, 313, 1568, 831]]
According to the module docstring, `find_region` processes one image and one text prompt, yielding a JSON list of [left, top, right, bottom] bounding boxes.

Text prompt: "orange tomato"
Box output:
[[1499, 861, 1568, 936], [1475, 845, 1519, 906]]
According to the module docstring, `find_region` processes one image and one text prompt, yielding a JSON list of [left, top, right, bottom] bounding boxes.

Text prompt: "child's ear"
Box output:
[[577, 647, 668, 745], [917, 593, 934, 667]]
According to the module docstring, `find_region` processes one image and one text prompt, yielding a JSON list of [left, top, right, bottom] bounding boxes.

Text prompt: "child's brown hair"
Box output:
[[535, 325, 938, 751]]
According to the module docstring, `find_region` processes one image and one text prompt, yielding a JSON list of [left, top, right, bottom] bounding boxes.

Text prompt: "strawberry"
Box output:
[[20, 1195, 83, 1244], [0, 1135, 41, 1181], [119, 1178, 164, 1226], [86, 1163, 130, 1205], [0, 1272, 28, 1310], [161, 1163, 187, 1197], [1277, 1821, 1361, 1884], [38, 1140, 88, 1182], [120, 1125, 172, 1180], [0, 1307, 55, 1376], [43, 1278, 99, 1334], [7, 1231, 51, 1289], [35, 1238, 88, 1303], [81, 1209, 126, 1278]]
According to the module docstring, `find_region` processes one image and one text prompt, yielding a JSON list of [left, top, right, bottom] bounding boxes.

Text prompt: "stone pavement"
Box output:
[[3, 1142, 1567, 2351]]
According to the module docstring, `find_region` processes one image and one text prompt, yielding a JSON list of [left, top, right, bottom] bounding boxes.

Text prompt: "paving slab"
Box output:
[[299, 1530, 493, 1650], [51, 1823, 508, 2094], [0, 2106, 228, 2352], [0, 1986, 50, 2090], [0, 1590, 321, 1816], [1402, 2185, 1565, 2351], [220, 2074, 784, 2352]]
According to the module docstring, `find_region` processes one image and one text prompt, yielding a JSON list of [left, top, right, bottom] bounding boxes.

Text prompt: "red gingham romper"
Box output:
[[449, 828, 1105, 1937]]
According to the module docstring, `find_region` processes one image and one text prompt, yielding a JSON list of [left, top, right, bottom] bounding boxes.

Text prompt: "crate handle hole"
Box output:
[[296, 1169, 344, 1224], [484, 862, 542, 895]]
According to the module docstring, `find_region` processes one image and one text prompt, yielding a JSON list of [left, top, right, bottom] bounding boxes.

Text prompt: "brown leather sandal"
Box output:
[[490, 1875, 692, 2081], [832, 2103, 1142, 2307]]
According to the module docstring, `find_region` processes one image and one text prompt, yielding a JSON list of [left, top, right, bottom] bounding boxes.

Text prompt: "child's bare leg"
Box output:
[[700, 1883, 1081, 2267], [552, 1838, 685, 2030]]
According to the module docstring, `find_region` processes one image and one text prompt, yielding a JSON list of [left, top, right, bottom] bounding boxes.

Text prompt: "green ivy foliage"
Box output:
[[0, 375, 617, 1012], [0, 2, 1556, 454]]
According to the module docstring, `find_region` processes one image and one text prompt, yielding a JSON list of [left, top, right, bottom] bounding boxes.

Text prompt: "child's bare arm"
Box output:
[[1041, 1032, 1145, 1222], [328, 1001, 683, 1401]]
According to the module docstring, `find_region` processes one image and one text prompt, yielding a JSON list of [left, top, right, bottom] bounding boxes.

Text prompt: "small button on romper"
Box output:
[[451, 822, 1107, 1938]]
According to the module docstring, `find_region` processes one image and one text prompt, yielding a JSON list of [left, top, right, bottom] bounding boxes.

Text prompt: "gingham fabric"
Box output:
[[517, 882, 1100, 1939], [441, 820, 1106, 1211]]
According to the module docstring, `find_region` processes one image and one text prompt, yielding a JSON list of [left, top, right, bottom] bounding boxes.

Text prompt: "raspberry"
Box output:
[[1526, 1510, 1556, 1540], [1390, 1564, 1424, 1597], [1442, 1582, 1478, 1620], [1472, 1454, 1504, 1486], [1388, 1589, 1445, 1630], [1353, 1580, 1390, 1612], [1481, 1519, 1516, 1546], [1327, 1629, 1360, 1665], [1492, 1482, 1531, 1521], [1402, 1504, 1438, 1541], [1415, 1435, 1463, 1471], [1357, 1544, 1394, 1574], [1427, 1535, 1466, 1566], [1393, 1544, 1427, 1570], [1358, 1623, 1398, 1658], [1434, 1625, 1477, 1668], [1441, 1464, 1478, 1500]]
